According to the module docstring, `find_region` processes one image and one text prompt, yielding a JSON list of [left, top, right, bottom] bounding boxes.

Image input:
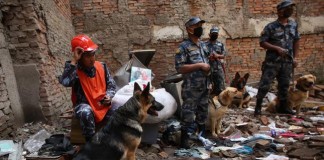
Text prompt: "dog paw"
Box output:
[[212, 133, 218, 138]]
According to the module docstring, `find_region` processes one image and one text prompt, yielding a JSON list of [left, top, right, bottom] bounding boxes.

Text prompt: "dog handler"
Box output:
[[175, 17, 211, 149], [254, 0, 300, 116], [59, 34, 116, 141], [205, 27, 227, 96]]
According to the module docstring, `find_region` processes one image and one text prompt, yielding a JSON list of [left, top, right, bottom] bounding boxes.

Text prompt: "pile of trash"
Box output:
[[155, 101, 324, 160], [0, 122, 71, 160]]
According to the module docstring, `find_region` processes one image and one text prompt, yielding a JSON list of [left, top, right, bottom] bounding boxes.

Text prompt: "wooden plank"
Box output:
[[304, 100, 324, 105], [70, 117, 107, 145], [313, 85, 323, 91], [315, 84, 324, 90], [70, 117, 86, 145], [59, 115, 73, 119], [318, 92, 324, 99]]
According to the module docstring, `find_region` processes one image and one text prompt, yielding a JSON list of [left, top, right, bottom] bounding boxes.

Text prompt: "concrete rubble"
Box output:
[[0, 85, 324, 160]]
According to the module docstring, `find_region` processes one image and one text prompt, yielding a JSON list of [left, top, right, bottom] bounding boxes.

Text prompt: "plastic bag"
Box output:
[[23, 129, 51, 153], [111, 85, 177, 123]]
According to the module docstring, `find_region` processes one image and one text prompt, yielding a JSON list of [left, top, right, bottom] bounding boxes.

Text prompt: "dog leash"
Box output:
[[209, 97, 218, 109], [292, 63, 296, 91]]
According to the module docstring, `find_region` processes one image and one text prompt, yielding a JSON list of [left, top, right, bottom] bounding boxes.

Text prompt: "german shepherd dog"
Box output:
[[266, 74, 316, 115], [230, 72, 251, 108], [74, 82, 164, 160]]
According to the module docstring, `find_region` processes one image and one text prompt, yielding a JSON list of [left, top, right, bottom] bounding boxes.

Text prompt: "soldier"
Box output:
[[59, 34, 117, 141], [254, 0, 300, 116], [206, 27, 227, 96], [175, 17, 211, 149]]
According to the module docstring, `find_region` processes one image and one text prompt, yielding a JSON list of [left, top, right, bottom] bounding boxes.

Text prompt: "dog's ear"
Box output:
[[141, 82, 150, 98], [296, 76, 303, 84], [234, 72, 240, 80], [243, 73, 250, 80], [134, 82, 142, 94], [223, 89, 230, 97]]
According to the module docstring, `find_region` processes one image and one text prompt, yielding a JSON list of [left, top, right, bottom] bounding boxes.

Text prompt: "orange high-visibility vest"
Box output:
[[77, 61, 110, 123]]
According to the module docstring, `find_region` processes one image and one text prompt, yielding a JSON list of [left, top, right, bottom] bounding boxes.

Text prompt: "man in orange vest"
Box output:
[[59, 34, 116, 141]]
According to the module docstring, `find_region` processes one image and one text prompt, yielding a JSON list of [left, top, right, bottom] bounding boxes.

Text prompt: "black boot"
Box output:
[[277, 100, 295, 115], [180, 130, 190, 149], [85, 136, 92, 142], [198, 124, 206, 138], [254, 98, 263, 116]]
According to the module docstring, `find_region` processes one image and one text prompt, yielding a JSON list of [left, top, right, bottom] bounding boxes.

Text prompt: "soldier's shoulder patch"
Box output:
[[175, 48, 181, 54], [188, 46, 198, 51]]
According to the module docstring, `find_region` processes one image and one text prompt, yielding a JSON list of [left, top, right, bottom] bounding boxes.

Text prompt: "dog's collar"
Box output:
[[295, 84, 308, 92], [218, 97, 227, 106], [243, 92, 250, 98], [209, 97, 218, 109]]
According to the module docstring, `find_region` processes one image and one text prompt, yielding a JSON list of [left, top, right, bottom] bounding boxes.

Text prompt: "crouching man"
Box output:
[[59, 34, 116, 141]]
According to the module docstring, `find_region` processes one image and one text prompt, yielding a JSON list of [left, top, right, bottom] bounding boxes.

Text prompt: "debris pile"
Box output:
[[1, 85, 324, 160]]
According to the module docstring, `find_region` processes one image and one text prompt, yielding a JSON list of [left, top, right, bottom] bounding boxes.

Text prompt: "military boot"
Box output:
[[85, 136, 92, 142], [254, 98, 263, 116], [180, 130, 190, 149], [277, 100, 295, 115], [198, 124, 206, 138]]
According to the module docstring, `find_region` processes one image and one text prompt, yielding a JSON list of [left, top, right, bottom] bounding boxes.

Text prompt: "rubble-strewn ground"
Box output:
[[1, 85, 324, 160], [137, 98, 324, 160]]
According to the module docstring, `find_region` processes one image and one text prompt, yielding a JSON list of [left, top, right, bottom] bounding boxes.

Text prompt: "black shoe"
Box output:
[[254, 109, 261, 116], [85, 136, 92, 142], [198, 124, 206, 138], [254, 98, 262, 116], [277, 106, 295, 115], [277, 100, 295, 115], [180, 130, 190, 149]]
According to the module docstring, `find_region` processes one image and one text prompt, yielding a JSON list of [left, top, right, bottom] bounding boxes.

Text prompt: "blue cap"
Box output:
[[277, 0, 295, 10], [185, 17, 206, 27], [210, 27, 219, 33]]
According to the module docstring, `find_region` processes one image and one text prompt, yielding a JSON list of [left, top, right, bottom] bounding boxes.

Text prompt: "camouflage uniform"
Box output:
[[206, 40, 227, 96], [256, 19, 300, 101], [175, 39, 210, 135], [59, 61, 116, 141]]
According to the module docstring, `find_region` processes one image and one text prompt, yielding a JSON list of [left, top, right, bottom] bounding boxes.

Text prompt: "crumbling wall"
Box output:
[[70, 0, 324, 86], [33, 0, 75, 123], [0, 23, 15, 139], [0, 0, 74, 137], [0, 68, 15, 139]]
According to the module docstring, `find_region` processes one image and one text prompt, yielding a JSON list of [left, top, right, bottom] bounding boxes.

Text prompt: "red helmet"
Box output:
[[71, 34, 98, 52]]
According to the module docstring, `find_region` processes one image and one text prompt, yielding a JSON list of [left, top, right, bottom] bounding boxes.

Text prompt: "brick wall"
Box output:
[[0, 21, 15, 138], [225, 35, 324, 83], [248, 0, 279, 15], [0, 64, 14, 138], [249, 0, 324, 16], [1, 0, 74, 134], [226, 37, 264, 82], [70, 0, 324, 87], [34, 0, 75, 123]]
